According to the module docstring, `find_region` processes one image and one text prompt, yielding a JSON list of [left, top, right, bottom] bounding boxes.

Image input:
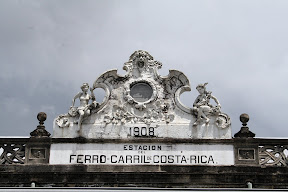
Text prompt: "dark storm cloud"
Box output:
[[1, 0, 288, 137]]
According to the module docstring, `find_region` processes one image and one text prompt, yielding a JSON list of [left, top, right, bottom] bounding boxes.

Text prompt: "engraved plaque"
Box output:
[[130, 83, 153, 102], [50, 143, 235, 165]]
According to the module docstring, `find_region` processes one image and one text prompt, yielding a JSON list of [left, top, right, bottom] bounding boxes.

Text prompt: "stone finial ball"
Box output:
[[240, 113, 249, 124], [37, 112, 47, 122]]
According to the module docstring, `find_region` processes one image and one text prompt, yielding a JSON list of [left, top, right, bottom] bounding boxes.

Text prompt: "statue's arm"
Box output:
[[90, 88, 96, 101], [193, 96, 200, 107], [210, 95, 221, 108], [72, 92, 81, 107]]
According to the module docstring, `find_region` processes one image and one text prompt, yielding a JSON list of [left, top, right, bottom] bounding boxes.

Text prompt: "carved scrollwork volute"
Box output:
[[92, 69, 127, 111], [164, 70, 191, 113]]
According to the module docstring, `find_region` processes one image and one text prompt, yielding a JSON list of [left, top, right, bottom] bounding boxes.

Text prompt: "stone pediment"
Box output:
[[53, 50, 231, 139]]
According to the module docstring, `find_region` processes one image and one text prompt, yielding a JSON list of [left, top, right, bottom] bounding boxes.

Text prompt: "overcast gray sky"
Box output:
[[1, 0, 288, 137]]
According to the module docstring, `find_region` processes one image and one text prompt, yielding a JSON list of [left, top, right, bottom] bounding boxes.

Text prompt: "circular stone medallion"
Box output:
[[130, 82, 153, 102]]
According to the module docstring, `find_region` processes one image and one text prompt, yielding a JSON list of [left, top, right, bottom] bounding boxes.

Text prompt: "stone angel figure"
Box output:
[[70, 83, 98, 136], [193, 83, 221, 126]]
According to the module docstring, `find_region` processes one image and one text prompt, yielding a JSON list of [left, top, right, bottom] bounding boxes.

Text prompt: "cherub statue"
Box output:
[[193, 83, 221, 126], [70, 83, 97, 136]]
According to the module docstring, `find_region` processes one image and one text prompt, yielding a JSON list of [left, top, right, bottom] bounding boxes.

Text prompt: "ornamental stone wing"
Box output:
[[164, 70, 190, 95], [163, 70, 191, 114], [92, 69, 128, 111]]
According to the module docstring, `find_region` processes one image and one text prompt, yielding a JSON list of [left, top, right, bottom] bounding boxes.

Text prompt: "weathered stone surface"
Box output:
[[0, 164, 288, 188], [1, 128, 288, 188], [53, 50, 231, 139], [30, 112, 51, 138], [25, 137, 51, 165], [234, 113, 255, 138]]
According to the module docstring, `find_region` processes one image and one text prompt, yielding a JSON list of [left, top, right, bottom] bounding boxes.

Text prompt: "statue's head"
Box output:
[[81, 83, 89, 92], [129, 50, 153, 69], [196, 83, 208, 94]]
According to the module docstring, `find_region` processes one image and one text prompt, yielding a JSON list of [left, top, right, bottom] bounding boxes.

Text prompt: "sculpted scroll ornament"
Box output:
[[56, 116, 70, 128]]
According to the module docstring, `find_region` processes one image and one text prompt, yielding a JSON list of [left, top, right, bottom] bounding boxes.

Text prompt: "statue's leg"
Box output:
[[193, 108, 202, 126], [78, 110, 85, 136], [201, 106, 211, 123], [197, 109, 202, 119]]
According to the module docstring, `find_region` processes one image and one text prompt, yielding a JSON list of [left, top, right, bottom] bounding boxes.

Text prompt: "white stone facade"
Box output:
[[53, 50, 231, 139]]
